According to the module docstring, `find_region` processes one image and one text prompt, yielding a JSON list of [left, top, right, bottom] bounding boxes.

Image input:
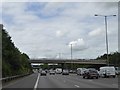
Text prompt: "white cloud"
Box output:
[[1, 0, 119, 2], [2, 2, 118, 59], [56, 29, 68, 37], [40, 2, 63, 16], [88, 28, 105, 37], [68, 38, 88, 51]]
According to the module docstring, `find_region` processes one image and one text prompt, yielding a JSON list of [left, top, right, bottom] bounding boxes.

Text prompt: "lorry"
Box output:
[[99, 66, 116, 78]]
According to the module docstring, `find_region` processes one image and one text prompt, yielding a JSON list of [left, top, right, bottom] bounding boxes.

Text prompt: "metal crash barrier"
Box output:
[[1, 73, 32, 83]]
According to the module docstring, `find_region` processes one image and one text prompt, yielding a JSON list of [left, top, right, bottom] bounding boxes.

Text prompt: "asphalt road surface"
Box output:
[[2, 72, 119, 89]]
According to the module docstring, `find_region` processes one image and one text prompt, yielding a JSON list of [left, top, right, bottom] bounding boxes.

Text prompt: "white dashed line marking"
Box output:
[[88, 80, 93, 82], [74, 85, 80, 88]]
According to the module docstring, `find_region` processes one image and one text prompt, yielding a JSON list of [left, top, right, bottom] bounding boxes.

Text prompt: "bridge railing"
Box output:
[[66, 60, 106, 64], [30, 59, 107, 64]]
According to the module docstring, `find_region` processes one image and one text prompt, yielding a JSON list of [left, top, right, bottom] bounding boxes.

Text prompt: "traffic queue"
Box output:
[[37, 66, 119, 79]]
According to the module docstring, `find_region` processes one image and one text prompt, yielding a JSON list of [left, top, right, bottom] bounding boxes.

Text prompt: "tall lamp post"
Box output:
[[94, 14, 116, 66], [70, 44, 73, 70], [70, 44, 73, 60]]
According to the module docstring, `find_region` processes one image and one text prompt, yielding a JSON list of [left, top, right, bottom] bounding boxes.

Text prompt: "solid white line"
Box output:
[[74, 85, 80, 88], [34, 73, 40, 90]]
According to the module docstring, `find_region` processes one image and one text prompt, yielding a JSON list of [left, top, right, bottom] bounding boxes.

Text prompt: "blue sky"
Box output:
[[1, 2, 118, 59]]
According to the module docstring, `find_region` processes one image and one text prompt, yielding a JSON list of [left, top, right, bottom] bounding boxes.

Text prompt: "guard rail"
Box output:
[[0, 73, 32, 83]]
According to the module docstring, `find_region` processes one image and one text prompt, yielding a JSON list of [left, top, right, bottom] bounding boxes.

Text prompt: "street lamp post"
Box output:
[[94, 14, 116, 66], [70, 44, 73, 60], [70, 44, 73, 70]]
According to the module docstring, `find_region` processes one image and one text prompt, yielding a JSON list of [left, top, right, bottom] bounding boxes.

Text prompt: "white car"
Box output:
[[55, 68, 62, 74], [77, 68, 86, 75], [62, 69, 69, 75], [49, 70, 55, 75], [41, 70, 47, 76]]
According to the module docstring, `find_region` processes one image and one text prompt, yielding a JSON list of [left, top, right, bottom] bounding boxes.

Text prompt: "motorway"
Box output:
[[2, 72, 118, 89]]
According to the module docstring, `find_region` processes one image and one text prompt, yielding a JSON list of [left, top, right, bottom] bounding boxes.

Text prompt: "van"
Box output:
[[99, 66, 116, 78]]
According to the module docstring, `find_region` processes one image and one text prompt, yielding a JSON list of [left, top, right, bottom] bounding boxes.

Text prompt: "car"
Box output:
[[55, 68, 62, 74], [69, 70, 76, 74], [83, 69, 99, 79], [41, 70, 47, 76], [69, 70, 73, 73], [49, 70, 55, 75], [62, 69, 69, 75], [77, 68, 86, 75]]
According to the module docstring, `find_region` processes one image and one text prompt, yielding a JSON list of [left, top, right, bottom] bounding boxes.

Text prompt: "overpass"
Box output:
[[30, 59, 107, 70], [30, 58, 107, 65]]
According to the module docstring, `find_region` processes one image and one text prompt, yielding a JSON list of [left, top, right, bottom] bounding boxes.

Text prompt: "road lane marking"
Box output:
[[34, 73, 40, 90], [74, 85, 80, 88], [88, 80, 93, 82]]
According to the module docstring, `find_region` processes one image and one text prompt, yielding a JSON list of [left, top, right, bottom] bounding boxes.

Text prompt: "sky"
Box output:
[[1, 1, 118, 59]]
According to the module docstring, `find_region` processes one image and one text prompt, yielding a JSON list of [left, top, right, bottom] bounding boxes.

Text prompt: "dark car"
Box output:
[[41, 70, 47, 76], [83, 69, 99, 79]]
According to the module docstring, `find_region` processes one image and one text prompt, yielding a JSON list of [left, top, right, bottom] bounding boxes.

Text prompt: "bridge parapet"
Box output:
[[29, 59, 106, 65]]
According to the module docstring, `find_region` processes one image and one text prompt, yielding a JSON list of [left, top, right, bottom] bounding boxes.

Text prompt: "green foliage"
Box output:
[[109, 52, 120, 66], [41, 63, 49, 70], [2, 28, 32, 77], [97, 52, 120, 66]]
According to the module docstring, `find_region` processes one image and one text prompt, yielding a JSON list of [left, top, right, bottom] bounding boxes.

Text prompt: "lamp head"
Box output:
[[95, 14, 98, 16], [113, 15, 116, 16]]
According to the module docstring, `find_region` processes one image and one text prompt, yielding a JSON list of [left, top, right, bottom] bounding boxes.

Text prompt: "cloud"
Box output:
[[2, 2, 118, 59], [68, 38, 88, 51], [88, 28, 112, 37], [88, 28, 105, 37], [56, 29, 69, 37], [1, 0, 120, 2]]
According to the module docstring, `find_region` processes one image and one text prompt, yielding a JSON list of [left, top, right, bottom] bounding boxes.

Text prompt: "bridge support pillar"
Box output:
[[61, 63, 64, 71]]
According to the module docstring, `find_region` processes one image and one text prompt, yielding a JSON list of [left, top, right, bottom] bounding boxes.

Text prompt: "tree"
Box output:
[[96, 52, 120, 66], [2, 27, 32, 77]]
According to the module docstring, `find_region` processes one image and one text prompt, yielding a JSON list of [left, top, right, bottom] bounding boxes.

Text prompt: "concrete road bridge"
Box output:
[[30, 59, 107, 70], [30, 58, 107, 65]]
